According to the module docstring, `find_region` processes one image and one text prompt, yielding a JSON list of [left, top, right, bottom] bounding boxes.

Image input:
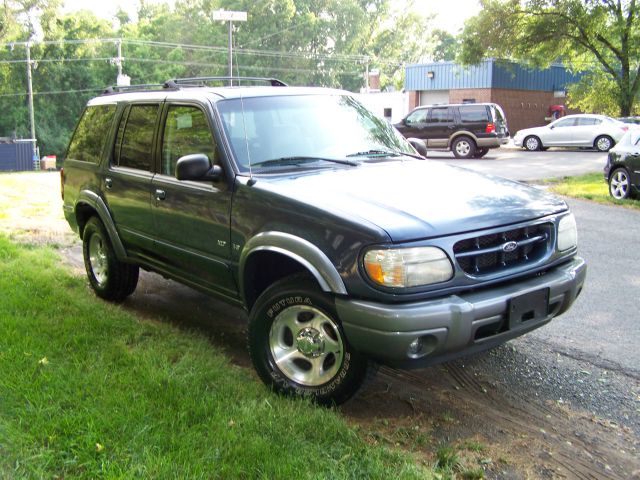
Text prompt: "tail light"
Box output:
[[486, 122, 496, 133], [60, 168, 64, 200], [621, 126, 629, 132]]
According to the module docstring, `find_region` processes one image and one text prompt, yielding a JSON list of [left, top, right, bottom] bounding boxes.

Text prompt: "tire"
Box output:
[[82, 216, 139, 302], [609, 168, 632, 199], [248, 275, 368, 405], [451, 136, 476, 159], [595, 135, 614, 152], [524, 136, 542, 151], [473, 147, 489, 158]]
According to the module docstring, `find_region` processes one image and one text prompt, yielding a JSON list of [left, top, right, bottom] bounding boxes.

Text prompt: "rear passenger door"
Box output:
[[104, 103, 160, 255], [424, 107, 455, 148], [150, 102, 237, 296]]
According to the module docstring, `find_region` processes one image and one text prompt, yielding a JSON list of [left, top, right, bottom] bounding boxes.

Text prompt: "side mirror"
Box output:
[[176, 154, 222, 181], [407, 138, 427, 157], [549, 125, 555, 129]]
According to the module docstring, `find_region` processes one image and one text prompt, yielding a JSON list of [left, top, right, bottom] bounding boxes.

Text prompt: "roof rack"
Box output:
[[163, 76, 288, 88], [101, 83, 166, 95]]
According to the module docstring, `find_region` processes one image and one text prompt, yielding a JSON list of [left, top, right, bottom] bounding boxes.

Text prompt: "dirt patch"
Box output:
[[3, 171, 639, 479]]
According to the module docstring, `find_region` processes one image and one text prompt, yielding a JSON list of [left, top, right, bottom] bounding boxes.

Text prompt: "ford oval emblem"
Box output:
[[502, 241, 518, 253]]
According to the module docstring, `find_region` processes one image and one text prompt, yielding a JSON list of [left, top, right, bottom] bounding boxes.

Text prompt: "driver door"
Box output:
[[150, 102, 237, 296]]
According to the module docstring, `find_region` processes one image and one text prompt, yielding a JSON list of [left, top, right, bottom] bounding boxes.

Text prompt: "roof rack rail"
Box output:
[[102, 83, 166, 95], [163, 76, 288, 89]]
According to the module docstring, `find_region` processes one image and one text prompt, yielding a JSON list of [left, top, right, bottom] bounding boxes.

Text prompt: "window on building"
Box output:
[[67, 105, 116, 163]]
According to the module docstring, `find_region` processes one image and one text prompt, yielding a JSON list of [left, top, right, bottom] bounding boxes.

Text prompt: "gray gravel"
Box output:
[[459, 338, 640, 436]]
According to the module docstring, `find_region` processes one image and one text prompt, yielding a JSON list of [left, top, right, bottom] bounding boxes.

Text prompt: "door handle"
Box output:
[[155, 189, 166, 201], [105, 178, 113, 189]]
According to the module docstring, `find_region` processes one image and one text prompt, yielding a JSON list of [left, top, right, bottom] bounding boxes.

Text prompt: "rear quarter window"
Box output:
[[459, 105, 489, 123], [66, 105, 116, 163]]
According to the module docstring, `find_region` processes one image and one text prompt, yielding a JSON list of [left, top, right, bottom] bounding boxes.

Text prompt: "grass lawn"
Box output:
[[548, 172, 640, 209], [0, 236, 433, 479]]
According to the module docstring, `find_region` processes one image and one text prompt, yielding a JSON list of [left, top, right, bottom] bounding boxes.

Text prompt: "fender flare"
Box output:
[[239, 231, 348, 297], [76, 190, 128, 260], [448, 131, 478, 149]]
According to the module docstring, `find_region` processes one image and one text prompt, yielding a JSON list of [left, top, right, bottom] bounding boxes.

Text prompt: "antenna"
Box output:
[[239, 92, 255, 186]]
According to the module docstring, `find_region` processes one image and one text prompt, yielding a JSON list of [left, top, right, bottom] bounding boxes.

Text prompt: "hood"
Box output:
[[259, 160, 568, 242]]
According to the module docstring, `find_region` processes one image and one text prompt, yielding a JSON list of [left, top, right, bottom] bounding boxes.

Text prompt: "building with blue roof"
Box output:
[[404, 59, 583, 133]]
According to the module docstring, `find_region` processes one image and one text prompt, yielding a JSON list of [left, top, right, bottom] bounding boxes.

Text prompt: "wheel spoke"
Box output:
[[268, 304, 345, 387]]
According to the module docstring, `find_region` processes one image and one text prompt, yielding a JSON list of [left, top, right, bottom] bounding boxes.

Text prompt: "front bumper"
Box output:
[[336, 257, 586, 368]]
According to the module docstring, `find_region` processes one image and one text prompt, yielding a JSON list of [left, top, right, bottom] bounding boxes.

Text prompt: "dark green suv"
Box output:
[[395, 103, 510, 159], [62, 78, 585, 404]]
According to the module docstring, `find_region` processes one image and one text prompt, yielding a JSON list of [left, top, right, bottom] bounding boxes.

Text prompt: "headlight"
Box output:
[[557, 214, 578, 251], [364, 247, 453, 288]]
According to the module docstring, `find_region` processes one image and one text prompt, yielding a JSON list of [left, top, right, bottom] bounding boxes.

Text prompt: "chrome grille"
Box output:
[[453, 224, 552, 275]]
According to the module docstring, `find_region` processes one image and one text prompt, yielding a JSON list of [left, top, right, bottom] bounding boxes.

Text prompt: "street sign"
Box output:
[[212, 10, 247, 22]]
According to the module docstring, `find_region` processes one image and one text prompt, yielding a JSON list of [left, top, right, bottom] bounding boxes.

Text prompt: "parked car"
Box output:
[[61, 78, 585, 405], [604, 129, 640, 199], [617, 116, 640, 125], [394, 103, 509, 159], [513, 114, 628, 152]]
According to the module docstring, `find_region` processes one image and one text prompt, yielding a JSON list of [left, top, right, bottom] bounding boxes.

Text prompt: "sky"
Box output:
[[60, 0, 482, 35]]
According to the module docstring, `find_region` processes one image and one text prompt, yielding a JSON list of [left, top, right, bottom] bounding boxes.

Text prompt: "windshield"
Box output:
[[217, 94, 414, 171]]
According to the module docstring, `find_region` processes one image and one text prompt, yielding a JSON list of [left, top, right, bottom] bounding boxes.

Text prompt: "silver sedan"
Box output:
[[513, 114, 629, 152]]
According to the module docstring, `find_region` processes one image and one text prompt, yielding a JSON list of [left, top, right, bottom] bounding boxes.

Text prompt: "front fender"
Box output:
[[239, 231, 348, 297]]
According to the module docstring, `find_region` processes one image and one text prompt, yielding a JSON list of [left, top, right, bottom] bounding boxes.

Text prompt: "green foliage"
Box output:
[[459, 0, 640, 116], [0, 0, 440, 156], [0, 235, 433, 479]]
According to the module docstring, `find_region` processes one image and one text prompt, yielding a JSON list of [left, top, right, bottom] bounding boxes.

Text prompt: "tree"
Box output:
[[459, 0, 640, 116]]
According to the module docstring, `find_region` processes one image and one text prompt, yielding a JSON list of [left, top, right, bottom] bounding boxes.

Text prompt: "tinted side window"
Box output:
[[576, 117, 600, 126], [161, 106, 217, 176], [114, 105, 159, 171], [554, 117, 577, 128], [66, 105, 116, 163], [406, 109, 428, 124], [430, 107, 454, 123], [459, 105, 489, 123]]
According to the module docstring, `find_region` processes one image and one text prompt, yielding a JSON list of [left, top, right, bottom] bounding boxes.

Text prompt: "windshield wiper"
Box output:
[[346, 149, 424, 160], [252, 156, 358, 167]]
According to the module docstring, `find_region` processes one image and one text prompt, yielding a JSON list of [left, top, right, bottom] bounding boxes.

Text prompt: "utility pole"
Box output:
[[25, 42, 37, 168], [211, 10, 247, 86], [113, 39, 130, 86]]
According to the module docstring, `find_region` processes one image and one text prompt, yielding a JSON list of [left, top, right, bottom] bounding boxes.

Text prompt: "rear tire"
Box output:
[[82, 216, 139, 302], [595, 135, 614, 152], [452, 136, 476, 159], [248, 275, 368, 405]]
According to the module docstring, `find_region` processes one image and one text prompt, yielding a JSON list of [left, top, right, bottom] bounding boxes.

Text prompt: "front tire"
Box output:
[[451, 136, 476, 159], [524, 136, 541, 151], [248, 276, 368, 405], [82, 216, 139, 302], [609, 168, 632, 199], [595, 135, 614, 152]]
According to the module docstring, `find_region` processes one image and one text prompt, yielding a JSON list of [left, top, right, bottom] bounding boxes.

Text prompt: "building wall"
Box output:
[[490, 88, 578, 134], [406, 87, 579, 134]]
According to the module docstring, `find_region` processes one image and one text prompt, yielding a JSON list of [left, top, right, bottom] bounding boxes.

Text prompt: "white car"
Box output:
[[513, 114, 629, 152]]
